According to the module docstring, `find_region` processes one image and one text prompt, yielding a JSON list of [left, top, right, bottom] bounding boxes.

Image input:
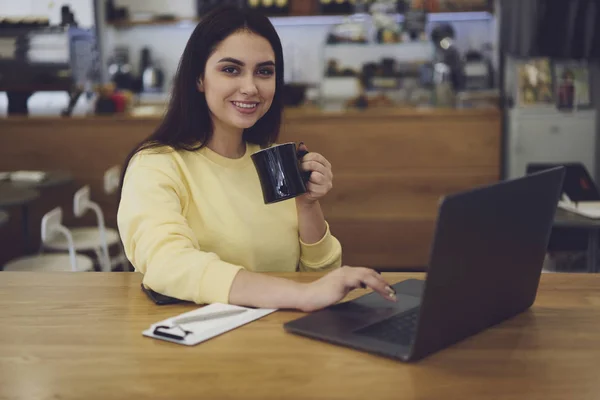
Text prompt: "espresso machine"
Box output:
[[429, 23, 464, 107], [0, 22, 98, 115]]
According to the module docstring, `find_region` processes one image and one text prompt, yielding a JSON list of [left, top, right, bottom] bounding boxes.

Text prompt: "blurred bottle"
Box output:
[[108, 47, 134, 91], [140, 47, 164, 93], [60, 5, 78, 27], [432, 63, 455, 108]]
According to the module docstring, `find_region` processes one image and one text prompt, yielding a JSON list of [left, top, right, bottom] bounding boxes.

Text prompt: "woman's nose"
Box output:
[[240, 76, 258, 96]]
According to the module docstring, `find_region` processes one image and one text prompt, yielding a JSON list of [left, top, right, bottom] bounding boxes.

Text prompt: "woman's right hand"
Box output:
[[297, 266, 397, 312]]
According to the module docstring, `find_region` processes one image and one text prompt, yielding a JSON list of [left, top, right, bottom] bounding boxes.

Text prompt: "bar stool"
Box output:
[[3, 207, 94, 272], [42, 167, 128, 271]]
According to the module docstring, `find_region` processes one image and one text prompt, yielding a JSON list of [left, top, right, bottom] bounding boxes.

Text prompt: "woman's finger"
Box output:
[[358, 274, 397, 302], [309, 171, 329, 185], [369, 269, 393, 289], [344, 267, 396, 301], [310, 153, 332, 170], [302, 153, 331, 170], [301, 160, 329, 175], [305, 182, 329, 197]]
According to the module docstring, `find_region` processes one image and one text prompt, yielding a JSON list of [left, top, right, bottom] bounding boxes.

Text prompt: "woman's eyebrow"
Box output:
[[256, 61, 276, 67], [217, 57, 275, 67]]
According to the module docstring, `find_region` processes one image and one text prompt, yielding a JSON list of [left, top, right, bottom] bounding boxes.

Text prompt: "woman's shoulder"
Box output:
[[134, 142, 176, 157], [129, 144, 183, 172]]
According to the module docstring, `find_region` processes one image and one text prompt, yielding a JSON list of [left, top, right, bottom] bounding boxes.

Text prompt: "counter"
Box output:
[[0, 107, 501, 269]]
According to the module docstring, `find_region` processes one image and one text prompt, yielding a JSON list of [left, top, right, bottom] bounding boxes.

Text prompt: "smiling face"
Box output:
[[200, 30, 277, 134]]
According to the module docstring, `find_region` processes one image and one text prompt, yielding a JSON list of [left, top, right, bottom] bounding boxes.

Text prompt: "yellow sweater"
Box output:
[[117, 142, 342, 304]]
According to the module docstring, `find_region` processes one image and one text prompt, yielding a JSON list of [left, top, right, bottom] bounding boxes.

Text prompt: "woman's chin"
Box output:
[[231, 116, 260, 130]]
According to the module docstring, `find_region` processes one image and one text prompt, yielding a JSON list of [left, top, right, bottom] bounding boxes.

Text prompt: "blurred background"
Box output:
[[1, 0, 599, 273]]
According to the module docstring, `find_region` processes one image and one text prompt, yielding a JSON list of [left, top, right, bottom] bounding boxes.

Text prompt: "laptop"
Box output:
[[284, 167, 565, 362], [527, 162, 599, 202]]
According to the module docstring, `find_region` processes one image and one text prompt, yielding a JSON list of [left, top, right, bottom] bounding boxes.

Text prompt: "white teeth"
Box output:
[[233, 102, 257, 109]]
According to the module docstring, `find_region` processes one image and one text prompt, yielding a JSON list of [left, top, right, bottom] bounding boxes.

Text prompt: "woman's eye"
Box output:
[[222, 66, 239, 74], [257, 68, 274, 77]]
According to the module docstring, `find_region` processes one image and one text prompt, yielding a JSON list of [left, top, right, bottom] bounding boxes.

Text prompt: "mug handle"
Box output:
[[296, 148, 311, 183]]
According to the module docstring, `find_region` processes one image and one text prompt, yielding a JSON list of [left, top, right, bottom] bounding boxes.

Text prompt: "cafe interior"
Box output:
[[1, 0, 600, 398]]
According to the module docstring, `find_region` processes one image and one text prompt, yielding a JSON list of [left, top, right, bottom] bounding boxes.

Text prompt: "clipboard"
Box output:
[[142, 303, 276, 346]]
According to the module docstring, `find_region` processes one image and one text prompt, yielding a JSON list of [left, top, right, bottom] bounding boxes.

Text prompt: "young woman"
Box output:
[[117, 6, 397, 312]]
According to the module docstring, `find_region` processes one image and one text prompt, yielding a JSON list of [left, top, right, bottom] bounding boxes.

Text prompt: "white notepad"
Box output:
[[558, 191, 600, 219], [143, 303, 277, 346]]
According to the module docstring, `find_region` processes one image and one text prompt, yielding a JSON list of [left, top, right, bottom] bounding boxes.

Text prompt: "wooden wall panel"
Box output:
[[322, 171, 498, 219], [329, 218, 436, 270], [0, 109, 500, 270], [280, 109, 500, 172]]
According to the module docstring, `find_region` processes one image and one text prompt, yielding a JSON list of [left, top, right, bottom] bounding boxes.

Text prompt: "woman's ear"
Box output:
[[197, 78, 204, 92]]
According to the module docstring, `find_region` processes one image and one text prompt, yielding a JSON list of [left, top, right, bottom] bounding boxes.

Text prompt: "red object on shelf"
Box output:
[[111, 93, 126, 113]]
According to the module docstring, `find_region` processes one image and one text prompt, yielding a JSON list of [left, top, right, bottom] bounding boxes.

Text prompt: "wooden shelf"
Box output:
[[107, 18, 198, 28], [106, 11, 493, 29]]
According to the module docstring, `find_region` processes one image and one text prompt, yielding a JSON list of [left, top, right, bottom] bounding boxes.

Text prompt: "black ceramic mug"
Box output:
[[251, 142, 311, 204]]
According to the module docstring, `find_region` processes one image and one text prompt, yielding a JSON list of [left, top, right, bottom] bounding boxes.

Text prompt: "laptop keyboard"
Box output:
[[354, 308, 420, 346]]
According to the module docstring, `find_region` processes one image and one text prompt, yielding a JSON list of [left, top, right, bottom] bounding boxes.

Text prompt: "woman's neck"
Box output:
[[207, 121, 246, 159]]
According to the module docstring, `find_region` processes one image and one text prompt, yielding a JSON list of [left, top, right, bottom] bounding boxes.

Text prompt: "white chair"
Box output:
[[3, 207, 94, 272], [103, 165, 121, 195], [42, 166, 129, 272]]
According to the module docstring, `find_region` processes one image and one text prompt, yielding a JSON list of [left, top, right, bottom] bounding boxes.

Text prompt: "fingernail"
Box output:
[[385, 287, 397, 301]]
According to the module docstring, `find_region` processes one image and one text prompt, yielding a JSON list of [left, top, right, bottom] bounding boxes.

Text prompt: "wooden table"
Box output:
[[554, 208, 600, 272], [1, 272, 599, 400], [1, 171, 74, 255], [0, 184, 40, 253], [6, 170, 73, 190]]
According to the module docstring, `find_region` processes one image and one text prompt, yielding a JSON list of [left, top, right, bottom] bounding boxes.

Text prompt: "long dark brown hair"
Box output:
[[119, 6, 284, 194]]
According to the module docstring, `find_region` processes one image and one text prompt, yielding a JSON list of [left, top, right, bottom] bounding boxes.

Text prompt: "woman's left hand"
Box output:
[[297, 142, 333, 204]]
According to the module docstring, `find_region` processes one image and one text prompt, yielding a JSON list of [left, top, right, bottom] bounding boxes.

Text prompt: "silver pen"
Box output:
[[171, 309, 247, 327]]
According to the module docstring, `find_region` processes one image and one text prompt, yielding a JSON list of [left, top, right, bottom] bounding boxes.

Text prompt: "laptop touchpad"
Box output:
[[284, 280, 424, 336], [296, 302, 401, 336], [315, 293, 421, 333]]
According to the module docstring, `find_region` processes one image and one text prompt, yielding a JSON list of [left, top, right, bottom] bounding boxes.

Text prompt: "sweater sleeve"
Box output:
[[117, 151, 243, 304], [298, 222, 342, 271]]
